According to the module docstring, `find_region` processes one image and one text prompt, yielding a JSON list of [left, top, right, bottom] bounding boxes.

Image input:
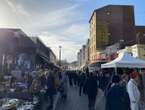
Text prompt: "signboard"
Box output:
[[96, 53, 107, 60]]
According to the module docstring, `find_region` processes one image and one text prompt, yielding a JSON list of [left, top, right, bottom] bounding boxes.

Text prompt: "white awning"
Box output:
[[101, 52, 145, 68]]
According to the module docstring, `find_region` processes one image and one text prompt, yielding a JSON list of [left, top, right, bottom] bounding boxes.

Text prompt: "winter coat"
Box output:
[[46, 75, 56, 95], [140, 73, 145, 110], [99, 76, 109, 91], [59, 74, 68, 94], [106, 84, 131, 110], [83, 76, 98, 98], [40, 75, 47, 88], [79, 74, 86, 87], [127, 79, 140, 110]]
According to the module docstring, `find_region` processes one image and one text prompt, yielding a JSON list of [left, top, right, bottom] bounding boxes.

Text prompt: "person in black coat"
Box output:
[[67, 71, 73, 87], [46, 71, 56, 110], [83, 73, 98, 110], [73, 71, 78, 86], [79, 72, 86, 96], [106, 75, 131, 110], [99, 73, 110, 91]]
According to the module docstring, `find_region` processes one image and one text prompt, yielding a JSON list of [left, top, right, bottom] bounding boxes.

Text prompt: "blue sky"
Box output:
[[0, 0, 145, 62]]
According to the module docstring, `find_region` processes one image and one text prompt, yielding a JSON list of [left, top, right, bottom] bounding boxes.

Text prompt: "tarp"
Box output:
[[101, 52, 145, 68]]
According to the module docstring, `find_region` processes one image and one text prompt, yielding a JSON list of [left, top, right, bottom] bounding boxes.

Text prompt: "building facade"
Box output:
[[135, 26, 145, 44], [0, 29, 36, 73], [118, 44, 145, 61], [131, 44, 145, 60], [80, 45, 86, 68], [77, 51, 81, 68], [85, 39, 90, 65], [89, 5, 145, 64], [0, 28, 57, 74], [77, 39, 91, 69], [105, 43, 120, 61]]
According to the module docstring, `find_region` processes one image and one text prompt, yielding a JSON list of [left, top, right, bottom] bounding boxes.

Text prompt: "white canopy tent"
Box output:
[[101, 52, 145, 69]]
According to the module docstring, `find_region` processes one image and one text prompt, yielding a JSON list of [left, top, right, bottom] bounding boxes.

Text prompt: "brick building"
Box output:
[[89, 5, 145, 63]]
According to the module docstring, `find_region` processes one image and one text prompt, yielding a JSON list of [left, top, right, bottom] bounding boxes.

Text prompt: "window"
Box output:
[[107, 12, 110, 15], [108, 33, 111, 36]]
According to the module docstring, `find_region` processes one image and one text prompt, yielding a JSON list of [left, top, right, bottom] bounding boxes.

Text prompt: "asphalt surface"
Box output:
[[56, 86, 106, 110]]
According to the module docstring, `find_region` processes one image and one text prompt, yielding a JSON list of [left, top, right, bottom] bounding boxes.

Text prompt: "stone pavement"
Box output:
[[55, 86, 106, 110]]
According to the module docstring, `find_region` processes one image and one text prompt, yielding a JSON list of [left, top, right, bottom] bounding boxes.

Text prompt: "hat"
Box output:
[[112, 75, 121, 83], [130, 71, 138, 79]]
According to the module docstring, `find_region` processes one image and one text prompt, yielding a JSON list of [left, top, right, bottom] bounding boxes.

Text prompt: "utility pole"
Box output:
[[59, 46, 62, 67]]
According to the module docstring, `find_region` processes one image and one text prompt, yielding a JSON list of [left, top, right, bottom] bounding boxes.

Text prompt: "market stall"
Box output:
[[101, 52, 145, 73]]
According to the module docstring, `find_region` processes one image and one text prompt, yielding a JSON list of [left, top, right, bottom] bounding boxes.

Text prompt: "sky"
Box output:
[[0, 0, 145, 62]]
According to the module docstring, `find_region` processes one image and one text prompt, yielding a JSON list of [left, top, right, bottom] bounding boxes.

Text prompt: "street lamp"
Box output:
[[59, 46, 62, 67]]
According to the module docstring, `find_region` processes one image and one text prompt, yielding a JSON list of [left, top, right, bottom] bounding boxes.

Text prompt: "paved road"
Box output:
[[56, 86, 88, 110], [95, 89, 106, 110], [56, 87, 105, 110]]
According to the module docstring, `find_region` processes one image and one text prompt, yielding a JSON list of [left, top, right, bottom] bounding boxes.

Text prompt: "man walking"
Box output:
[[127, 72, 140, 110], [106, 75, 131, 110], [46, 71, 56, 110], [79, 72, 86, 96], [84, 73, 98, 110]]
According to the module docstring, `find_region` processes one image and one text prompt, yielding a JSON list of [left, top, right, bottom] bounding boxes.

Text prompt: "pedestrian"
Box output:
[[46, 71, 56, 110], [106, 75, 131, 110], [138, 73, 145, 110], [104, 74, 113, 96], [59, 71, 68, 99], [77, 71, 81, 87], [73, 71, 78, 87], [79, 72, 86, 96], [83, 72, 98, 110], [68, 71, 73, 87], [120, 73, 130, 90], [40, 73, 47, 89], [27, 74, 33, 89], [127, 71, 140, 110], [99, 73, 110, 91], [30, 77, 42, 110]]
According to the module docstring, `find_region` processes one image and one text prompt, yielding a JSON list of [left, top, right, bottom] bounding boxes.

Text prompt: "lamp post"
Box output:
[[59, 46, 62, 67]]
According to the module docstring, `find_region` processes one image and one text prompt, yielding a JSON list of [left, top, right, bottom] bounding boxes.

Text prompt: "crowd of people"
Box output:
[[10, 68, 69, 110], [67, 70, 145, 110], [9, 68, 144, 110]]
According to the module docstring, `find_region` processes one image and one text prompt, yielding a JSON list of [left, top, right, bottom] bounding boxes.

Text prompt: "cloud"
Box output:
[[70, 0, 90, 2], [63, 24, 89, 39], [1, 0, 90, 62], [6, 0, 30, 17], [1, 0, 145, 63], [39, 32, 82, 62], [37, 22, 89, 62], [30, 5, 80, 30]]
